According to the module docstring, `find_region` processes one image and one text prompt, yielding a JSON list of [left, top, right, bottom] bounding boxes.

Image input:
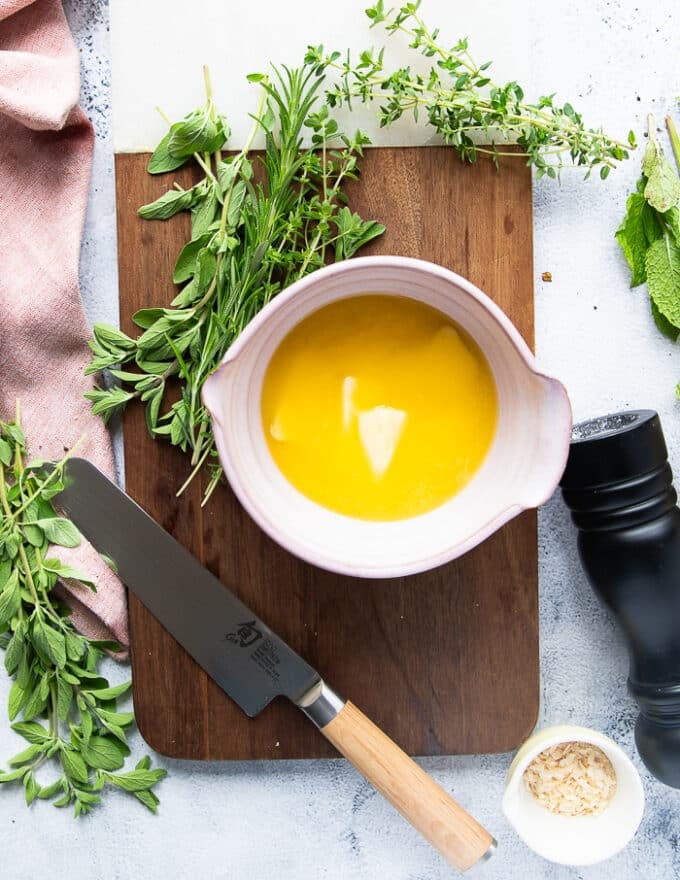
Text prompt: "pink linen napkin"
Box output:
[[0, 0, 128, 653]]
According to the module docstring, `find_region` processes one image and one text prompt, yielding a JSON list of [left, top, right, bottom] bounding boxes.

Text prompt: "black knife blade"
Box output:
[[56, 458, 319, 717]]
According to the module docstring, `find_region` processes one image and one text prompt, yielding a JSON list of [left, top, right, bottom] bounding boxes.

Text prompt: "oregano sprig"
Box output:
[[307, 0, 632, 178], [86, 62, 384, 504], [0, 409, 166, 817]]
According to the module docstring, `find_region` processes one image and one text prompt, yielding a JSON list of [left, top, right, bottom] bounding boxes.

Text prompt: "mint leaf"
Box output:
[[651, 300, 680, 341], [646, 233, 680, 327], [666, 206, 680, 243], [642, 138, 659, 177], [616, 192, 663, 286], [645, 154, 680, 213]]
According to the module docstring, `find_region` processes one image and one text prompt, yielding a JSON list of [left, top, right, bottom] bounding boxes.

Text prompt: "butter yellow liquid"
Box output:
[[261, 295, 497, 520]]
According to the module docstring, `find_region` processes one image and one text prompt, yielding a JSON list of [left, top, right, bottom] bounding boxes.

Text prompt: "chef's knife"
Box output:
[[56, 458, 496, 872]]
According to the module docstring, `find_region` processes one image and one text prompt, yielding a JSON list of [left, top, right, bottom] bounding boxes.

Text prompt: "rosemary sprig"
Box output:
[[307, 0, 633, 178], [0, 408, 166, 816], [86, 62, 384, 504]]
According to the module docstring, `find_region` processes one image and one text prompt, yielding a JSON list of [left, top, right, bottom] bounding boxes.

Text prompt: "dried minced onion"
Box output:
[[523, 741, 617, 816]]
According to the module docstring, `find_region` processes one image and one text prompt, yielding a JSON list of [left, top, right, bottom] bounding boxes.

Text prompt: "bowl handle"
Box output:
[[202, 359, 239, 432], [518, 374, 572, 508]]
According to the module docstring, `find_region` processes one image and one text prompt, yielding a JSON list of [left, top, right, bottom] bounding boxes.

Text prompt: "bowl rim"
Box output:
[[203, 255, 572, 577], [219, 254, 539, 371], [502, 724, 645, 866]]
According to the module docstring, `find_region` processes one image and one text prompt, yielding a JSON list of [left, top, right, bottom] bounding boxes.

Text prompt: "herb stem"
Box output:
[[18, 543, 41, 607], [11, 434, 86, 522], [177, 442, 213, 497], [666, 115, 680, 174], [0, 463, 11, 520], [49, 681, 58, 737]]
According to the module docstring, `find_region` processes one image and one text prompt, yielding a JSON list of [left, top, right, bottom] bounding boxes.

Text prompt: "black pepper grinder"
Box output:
[[560, 409, 680, 788]]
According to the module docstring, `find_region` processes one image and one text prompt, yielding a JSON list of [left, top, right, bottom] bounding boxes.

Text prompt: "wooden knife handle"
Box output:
[[320, 701, 495, 873]]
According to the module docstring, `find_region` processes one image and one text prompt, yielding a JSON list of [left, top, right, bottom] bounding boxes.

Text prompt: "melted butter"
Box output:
[[260, 295, 498, 520]]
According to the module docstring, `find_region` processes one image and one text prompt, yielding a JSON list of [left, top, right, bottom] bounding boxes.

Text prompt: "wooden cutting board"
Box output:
[[115, 146, 538, 760]]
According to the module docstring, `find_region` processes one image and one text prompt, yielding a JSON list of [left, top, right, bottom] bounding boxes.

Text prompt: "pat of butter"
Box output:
[[342, 376, 358, 429], [358, 406, 407, 478], [269, 415, 286, 442]]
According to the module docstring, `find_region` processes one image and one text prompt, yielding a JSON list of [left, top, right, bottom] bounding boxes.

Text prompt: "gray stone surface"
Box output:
[[2, 0, 680, 877]]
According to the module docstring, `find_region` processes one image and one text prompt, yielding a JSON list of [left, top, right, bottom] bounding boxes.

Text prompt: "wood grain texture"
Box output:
[[321, 701, 495, 872], [115, 147, 538, 760]]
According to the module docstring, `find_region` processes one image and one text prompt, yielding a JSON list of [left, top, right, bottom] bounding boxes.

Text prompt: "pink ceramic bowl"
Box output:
[[202, 256, 572, 577]]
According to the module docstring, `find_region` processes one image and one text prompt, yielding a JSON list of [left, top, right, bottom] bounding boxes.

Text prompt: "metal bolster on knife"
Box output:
[[297, 680, 346, 728]]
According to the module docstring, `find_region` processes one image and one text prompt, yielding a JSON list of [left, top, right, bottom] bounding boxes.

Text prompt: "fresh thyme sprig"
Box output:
[[0, 409, 166, 816], [307, 0, 633, 178], [86, 63, 384, 504]]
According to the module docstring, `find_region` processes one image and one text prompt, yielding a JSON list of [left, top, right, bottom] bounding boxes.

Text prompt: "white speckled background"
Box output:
[[3, 1, 680, 877]]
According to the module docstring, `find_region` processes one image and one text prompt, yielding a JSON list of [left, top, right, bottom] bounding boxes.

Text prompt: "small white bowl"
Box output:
[[502, 725, 645, 866], [202, 256, 571, 577]]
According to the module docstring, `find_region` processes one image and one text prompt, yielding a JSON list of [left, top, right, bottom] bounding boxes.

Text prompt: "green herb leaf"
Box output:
[[172, 233, 212, 284], [0, 439, 12, 467], [32, 619, 67, 668], [61, 748, 89, 784], [646, 233, 680, 327], [644, 153, 680, 213], [85, 387, 136, 424], [616, 192, 662, 287], [133, 789, 161, 813], [92, 324, 137, 355], [147, 130, 191, 175], [105, 768, 167, 792], [4, 622, 26, 676], [0, 571, 20, 627], [651, 299, 680, 341], [8, 680, 28, 721], [666, 206, 680, 243], [86, 681, 132, 700], [138, 187, 196, 221], [37, 778, 65, 799], [31, 518, 81, 549], [42, 559, 94, 586], [0, 766, 29, 783], [11, 721, 51, 744], [80, 736, 129, 772], [167, 108, 230, 159]]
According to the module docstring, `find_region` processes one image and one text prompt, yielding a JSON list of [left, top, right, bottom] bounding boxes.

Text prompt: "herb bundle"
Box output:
[[86, 5, 628, 500], [86, 64, 384, 503], [308, 0, 632, 178], [617, 114, 680, 379], [0, 410, 165, 816]]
